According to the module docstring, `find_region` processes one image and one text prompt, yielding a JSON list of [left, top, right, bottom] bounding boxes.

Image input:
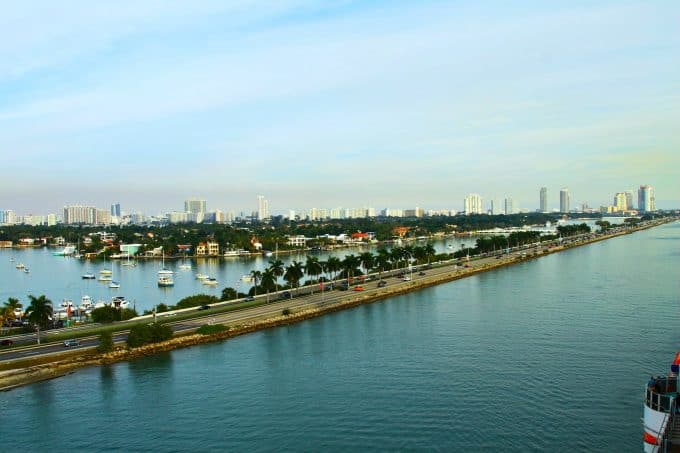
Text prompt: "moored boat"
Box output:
[[202, 277, 218, 286], [108, 281, 120, 289], [643, 352, 679, 452], [158, 276, 174, 287], [82, 272, 96, 279]]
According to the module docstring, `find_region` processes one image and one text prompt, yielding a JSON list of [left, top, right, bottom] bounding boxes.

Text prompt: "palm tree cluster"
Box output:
[[247, 245, 439, 298]]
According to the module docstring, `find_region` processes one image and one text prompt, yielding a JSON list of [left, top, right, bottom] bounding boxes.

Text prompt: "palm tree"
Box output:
[[250, 270, 262, 296], [260, 268, 277, 303], [341, 254, 361, 284], [283, 261, 305, 297], [359, 252, 374, 276], [413, 246, 427, 265], [268, 259, 284, 292], [375, 249, 392, 281], [324, 256, 342, 281], [24, 295, 53, 345], [305, 256, 323, 293], [390, 247, 404, 270], [424, 243, 436, 264]]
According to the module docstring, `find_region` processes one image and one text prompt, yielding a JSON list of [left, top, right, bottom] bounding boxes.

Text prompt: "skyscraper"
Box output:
[[559, 188, 570, 213], [184, 198, 206, 214], [540, 187, 548, 212], [504, 197, 515, 215], [491, 198, 502, 215], [257, 195, 269, 220], [625, 190, 634, 210], [110, 203, 121, 217], [464, 194, 483, 215], [613, 193, 627, 211], [638, 185, 655, 212]]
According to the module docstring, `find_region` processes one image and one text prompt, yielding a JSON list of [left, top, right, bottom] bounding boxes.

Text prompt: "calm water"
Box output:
[[1, 221, 677, 451]]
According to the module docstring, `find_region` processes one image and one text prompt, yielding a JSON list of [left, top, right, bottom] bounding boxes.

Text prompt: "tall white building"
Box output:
[[464, 194, 483, 215], [638, 185, 655, 212], [184, 198, 206, 216], [613, 192, 627, 211], [257, 195, 269, 220], [63, 205, 97, 225], [560, 188, 570, 213], [625, 190, 635, 210], [504, 197, 515, 215]]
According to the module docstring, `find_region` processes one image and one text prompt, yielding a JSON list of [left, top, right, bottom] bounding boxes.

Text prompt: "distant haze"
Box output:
[[1, 1, 678, 214]]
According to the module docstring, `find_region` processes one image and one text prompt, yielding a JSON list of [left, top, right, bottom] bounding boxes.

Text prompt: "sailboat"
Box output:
[[121, 252, 136, 267], [157, 249, 174, 286], [99, 251, 112, 280]]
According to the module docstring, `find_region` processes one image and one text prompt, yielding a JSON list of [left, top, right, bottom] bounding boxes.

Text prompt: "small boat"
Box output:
[[60, 299, 75, 309], [111, 296, 130, 309], [108, 281, 120, 289], [23, 268, 30, 273], [179, 264, 192, 270], [195, 273, 209, 280], [79, 295, 93, 311], [202, 277, 218, 286], [99, 274, 112, 282], [240, 275, 254, 283], [100, 269, 112, 275], [15, 263, 25, 269], [158, 276, 174, 287], [94, 300, 107, 309], [223, 250, 240, 257], [82, 272, 96, 279]]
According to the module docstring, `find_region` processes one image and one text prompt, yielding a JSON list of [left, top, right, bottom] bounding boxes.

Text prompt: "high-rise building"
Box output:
[[491, 199, 502, 215], [504, 197, 515, 215], [184, 198, 206, 214], [559, 188, 570, 213], [47, 214, 57, 226], [257, 195, 269, 220], [464, 194, 483, 215], [638, 185, 655, 212], [63, 205, 97, 224], [540, 187, 548, 212], [613, 192, 627, 211], [110, 203, 121, 217], [625, 191, 635, 210]]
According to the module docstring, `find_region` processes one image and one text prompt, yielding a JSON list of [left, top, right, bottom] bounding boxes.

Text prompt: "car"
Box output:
[[377, 280, 387, 288], [197, 305, 211, 311], [353, 286, 364, 291], [338, 283, 349, 291], [0, 339, 13, 346], [245, 295, 255, 301], [418, 271, 426, 276], [279, 291, 291, 300], [63, 339, 80, 347], [401, 276, 411, 281]]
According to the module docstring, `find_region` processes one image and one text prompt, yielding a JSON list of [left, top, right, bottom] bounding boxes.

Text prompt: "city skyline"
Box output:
[[1, 2, 679, 212]]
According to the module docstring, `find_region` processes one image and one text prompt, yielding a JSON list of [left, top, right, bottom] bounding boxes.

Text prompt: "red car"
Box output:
[[353, 286, 364, 291]]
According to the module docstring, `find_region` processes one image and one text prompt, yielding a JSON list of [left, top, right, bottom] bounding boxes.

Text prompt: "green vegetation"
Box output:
[[97, 331, 114, 353], [25, 295, 53, 344], [196, 324, 228, 335], [91, 306, 138, 323], [176, 294, 220, 310], [126, 323, 173, 348], [282, 308, 291, 316]]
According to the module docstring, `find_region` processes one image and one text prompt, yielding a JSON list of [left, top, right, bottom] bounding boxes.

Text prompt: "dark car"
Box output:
[[279, 291, 291, 300], [377, 280, 387, 288], [418, 271, 426, 276], [198, 305, 211, 311], [0, 339, 13, 346], [63, 339, 80, 347]]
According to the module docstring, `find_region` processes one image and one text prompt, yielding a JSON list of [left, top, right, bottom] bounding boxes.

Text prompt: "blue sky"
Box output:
[[1, 1, 678, 215]]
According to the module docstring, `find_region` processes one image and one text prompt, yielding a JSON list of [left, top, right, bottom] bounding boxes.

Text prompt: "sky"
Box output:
[[1, 0, 679, 215]]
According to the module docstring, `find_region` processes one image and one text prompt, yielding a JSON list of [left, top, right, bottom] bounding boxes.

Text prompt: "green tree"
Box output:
[[324, 256, 342, 281], [177, 294, 219, 308], [221, 287, 239, 301], [260, 268, 277, 303], [25, 294, 53, 345], [250, 270, 262, 297], [284, 261, 305, 297], [359, 252, 374, 275], [305, 256, 323, 293], [91, 306, 120, 323], [97, 331, 114, 353], [268, 259, 285, 292]]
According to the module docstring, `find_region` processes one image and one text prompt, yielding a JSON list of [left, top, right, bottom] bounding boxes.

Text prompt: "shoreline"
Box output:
[[0, 218, 675, 391]]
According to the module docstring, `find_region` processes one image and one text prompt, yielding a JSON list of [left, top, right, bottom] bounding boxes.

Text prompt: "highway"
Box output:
[[0, 219, 668, 364]]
